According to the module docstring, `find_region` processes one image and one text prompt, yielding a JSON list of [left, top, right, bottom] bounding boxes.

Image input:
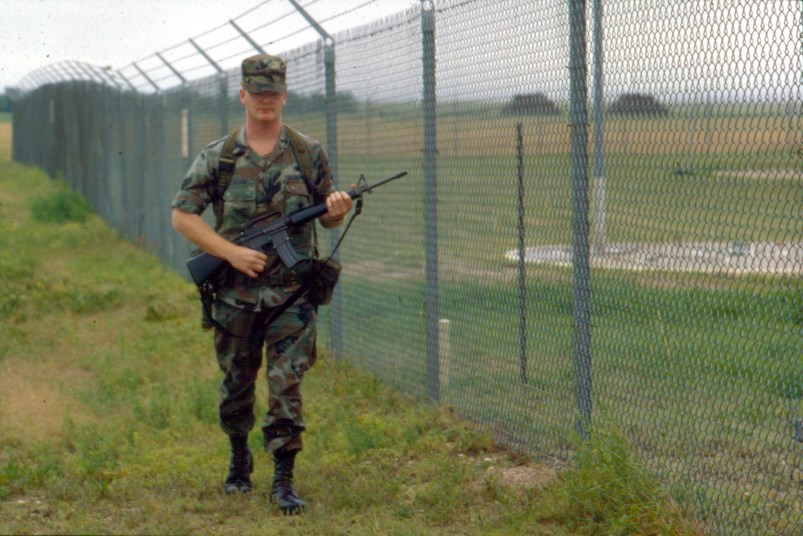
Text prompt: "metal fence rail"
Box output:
[[10, 1, 802, 533]]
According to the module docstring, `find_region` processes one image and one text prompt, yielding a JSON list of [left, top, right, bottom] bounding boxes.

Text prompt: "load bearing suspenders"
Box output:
[[215, 125, 313, 226], [205, 125, 359, 333]]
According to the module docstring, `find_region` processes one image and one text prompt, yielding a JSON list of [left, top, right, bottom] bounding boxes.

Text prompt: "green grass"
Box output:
[[324, 266, 800, 533], [30, 178, 93, 224], [0, 157, 698, 533], [327, 151, 800, 265]]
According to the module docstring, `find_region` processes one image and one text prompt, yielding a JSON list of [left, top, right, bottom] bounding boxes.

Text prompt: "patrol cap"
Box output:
[[241, 54, 287, 93]]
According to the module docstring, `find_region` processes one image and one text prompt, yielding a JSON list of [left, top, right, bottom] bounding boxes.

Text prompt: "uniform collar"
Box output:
[[233, 125, 289, 159]]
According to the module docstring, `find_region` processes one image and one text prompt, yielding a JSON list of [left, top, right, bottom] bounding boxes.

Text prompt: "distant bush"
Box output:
[[284, 90, 358, 115], [31, 185, 92, 224], [229, 90, 359, 116], [501, 93, 561, 116], [608, 93, 668, 117]]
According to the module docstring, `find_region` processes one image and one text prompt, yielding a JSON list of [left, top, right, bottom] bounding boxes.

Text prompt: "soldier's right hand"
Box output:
[[227, 245, 267, 278]]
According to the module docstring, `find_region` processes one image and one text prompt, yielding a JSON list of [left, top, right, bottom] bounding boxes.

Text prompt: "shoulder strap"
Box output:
[[213, 125, 315, 228], [214, 129, 241, 228], [284, 124, 314, 181], [283, 124, 320, 255]]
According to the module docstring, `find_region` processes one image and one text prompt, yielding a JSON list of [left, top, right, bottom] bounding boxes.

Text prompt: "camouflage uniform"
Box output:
[[171, 124, 334, 454]]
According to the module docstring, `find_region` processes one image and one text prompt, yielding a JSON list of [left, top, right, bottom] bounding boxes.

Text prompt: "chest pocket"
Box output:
[[281, 178, 314, 254], [282, 178, 312, 213], [222, 177, 258, 225]]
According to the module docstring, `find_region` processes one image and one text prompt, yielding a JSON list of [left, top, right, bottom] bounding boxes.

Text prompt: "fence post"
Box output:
[[286, 0, 343, 357], [569, 0, 592, 440], [219, 74, 229, 138], [133, 62, 160, 92], [230, 20, 267, 55], [591, 0, 606, 255], [516, 123, 527, 385], [323, 39, 342, 357], [422, 0, 440, 401]]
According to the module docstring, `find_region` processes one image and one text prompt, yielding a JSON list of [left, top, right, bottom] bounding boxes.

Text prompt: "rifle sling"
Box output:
[[262, 200, 361, 329]]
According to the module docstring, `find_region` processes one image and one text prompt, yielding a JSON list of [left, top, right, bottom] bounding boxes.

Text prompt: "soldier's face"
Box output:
[[241, 89, 287, 123]]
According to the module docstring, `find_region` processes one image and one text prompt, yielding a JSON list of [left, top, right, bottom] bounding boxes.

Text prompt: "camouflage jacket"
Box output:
[[171, 125, 334, 311]]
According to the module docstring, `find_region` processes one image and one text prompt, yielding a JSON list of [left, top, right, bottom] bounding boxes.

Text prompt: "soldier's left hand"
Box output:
[[325, 183, 356, 219]]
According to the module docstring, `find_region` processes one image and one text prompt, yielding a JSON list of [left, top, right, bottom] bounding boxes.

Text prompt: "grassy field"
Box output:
[[0, 136, 698, 532], [296, 109, 800, 533], [168, 105, 800, 532], [327, 269, 800, 533]]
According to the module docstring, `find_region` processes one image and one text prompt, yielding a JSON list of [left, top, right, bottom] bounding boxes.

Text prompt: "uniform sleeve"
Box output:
[[170, 147, 218, 214], [312, 144, 335, 204]]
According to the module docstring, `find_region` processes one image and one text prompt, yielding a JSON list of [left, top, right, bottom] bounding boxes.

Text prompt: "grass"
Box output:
[[30, 177, 93, 224], [324, 266, 800, 533], [0, 149, 698, 532], [324, 151, 800, 263]]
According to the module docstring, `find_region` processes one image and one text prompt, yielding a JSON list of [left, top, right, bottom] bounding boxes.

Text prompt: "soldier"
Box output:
[[170, 54, 353, 514]]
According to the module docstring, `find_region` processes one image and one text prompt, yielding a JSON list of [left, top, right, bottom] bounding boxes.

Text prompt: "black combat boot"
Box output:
[[270, 450, 307, 514], [224, 434, 253, 494]]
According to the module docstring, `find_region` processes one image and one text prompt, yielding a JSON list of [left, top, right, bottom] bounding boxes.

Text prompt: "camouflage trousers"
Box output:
[[213, 299, 317, 453]]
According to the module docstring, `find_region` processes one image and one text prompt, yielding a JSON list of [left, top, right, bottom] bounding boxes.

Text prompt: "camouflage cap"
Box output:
[[241, 54, 287, 93]]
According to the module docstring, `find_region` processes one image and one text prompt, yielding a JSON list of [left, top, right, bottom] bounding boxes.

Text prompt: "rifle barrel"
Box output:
[[360, 171, 408, 194], [286, 171, 407, 226]]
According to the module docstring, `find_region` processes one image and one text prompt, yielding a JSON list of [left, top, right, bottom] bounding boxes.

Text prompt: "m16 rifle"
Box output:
[[186, 171, 408, 286]]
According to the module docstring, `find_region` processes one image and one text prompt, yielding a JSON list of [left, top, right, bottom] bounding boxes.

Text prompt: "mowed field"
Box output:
[[292, 105, 801, 158], [283, 105, 802, 533]]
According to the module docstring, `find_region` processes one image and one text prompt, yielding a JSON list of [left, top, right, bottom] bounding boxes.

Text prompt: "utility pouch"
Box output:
[[305, 257, 341, 306], [199, 281, 216, 330]]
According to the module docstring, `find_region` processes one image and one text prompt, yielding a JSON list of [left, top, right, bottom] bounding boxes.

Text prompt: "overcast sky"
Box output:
[[2, 0, 800, 103], [0, 0, 413, 90]]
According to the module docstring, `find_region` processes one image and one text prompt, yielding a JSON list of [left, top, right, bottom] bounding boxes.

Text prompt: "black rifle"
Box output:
[[186, 171, 408, 285]]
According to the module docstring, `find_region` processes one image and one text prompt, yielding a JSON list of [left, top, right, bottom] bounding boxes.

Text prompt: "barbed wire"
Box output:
[[16, 0, 401, 95]]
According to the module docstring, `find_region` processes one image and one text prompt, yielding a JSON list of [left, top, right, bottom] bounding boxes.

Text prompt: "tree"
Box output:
[[607, 93, 668, 117], [0, 92, 11, 113], [501, 93, 561, 116], [284, 91, 358, 115]]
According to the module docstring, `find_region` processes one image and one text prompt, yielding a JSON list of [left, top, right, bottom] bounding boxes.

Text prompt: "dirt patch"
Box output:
[[508, 241, 803, 275], [345, 259, 421, 282], [0, 357, 80, 443], [491, 463, 557, 489], [0, 123, 11, 161], [0, 309, 131, 444], [346, 256, 522, 285]]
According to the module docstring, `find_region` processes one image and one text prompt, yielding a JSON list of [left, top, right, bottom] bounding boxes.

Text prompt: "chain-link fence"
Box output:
[[10, 1, 801, 533]]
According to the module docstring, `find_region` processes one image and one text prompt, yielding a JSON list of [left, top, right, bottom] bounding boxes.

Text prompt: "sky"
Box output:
[[2, 0, 800, 102], [0, 0, 415, 91]]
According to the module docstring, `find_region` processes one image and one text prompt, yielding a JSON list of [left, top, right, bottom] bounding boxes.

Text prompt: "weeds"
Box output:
[[30, 179, 92, 224], [541, 422, 698, 535]]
